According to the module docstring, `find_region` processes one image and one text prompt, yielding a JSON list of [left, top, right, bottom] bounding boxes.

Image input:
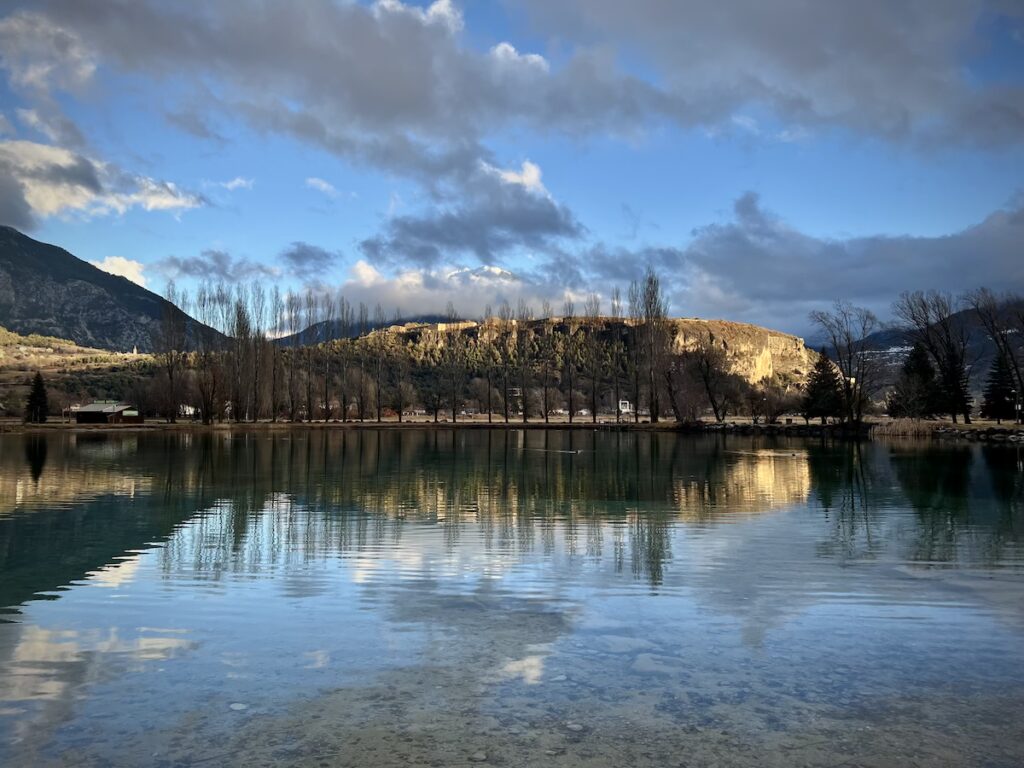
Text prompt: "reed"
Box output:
[[871, 419, 940, 438]]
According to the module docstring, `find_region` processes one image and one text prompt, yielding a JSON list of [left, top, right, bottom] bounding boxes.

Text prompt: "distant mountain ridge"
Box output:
[[816, 302, 1024, 393], [0, 226, 202, 352]]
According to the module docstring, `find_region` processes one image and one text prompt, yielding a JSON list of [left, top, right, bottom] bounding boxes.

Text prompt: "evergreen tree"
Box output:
[[802, 349, 844, 424], [887, 343, 940, 419], [980, 353, 1016, 424], [24, 371, 48, 424]]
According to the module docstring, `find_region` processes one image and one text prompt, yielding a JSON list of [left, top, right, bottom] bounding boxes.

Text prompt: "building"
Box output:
[[74, 401, 143, 425]]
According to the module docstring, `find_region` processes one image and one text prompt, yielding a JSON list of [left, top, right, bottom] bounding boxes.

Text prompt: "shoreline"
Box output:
[[0, 418, 867, 437], [3, 418, 1020, 440]]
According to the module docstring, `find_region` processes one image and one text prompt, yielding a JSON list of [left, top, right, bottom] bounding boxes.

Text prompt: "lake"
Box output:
[[0, 429, 1022, 767]]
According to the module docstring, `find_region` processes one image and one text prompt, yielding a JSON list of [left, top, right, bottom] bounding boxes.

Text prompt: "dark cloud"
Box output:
[[164, 109, 225, 143], [359, 163, 583, 267], [649, 192, 1024, 333], [22, 151, 103, 191], [514, 0, 1024, 146], [13, 0, 1017, 207], [0, 168, 35, 230], [279, 242, 341, 281], [158, 249, 276, 283]]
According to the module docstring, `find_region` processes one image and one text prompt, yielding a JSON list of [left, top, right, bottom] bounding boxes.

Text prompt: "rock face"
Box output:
[[667, 318, 816, 384], [0, 226, 189, 352], [392, 316, 816, 386]]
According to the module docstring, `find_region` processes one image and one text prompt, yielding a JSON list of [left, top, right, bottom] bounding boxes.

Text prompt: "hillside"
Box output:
[[0, 226, 200, 352], [850, 301, 1023, 393], [0, 324, 155, 416]]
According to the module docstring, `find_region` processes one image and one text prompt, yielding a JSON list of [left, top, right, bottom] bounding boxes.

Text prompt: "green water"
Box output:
[[0, 430, 1022, 767]]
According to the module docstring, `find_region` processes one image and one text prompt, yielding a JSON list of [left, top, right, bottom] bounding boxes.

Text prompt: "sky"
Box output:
[[0, 0, 1022, 338]]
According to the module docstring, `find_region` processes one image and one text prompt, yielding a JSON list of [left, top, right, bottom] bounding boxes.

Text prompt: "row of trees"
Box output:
[[885, 289, 1023, 423], [153, 276, 1022, 427], [153, 269, 813, 426], [810, 288, 1023, 425]]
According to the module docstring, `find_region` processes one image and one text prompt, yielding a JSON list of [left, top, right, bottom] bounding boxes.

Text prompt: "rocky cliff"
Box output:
[[667, 318, 816, 384], [389, 316, 816, 386]]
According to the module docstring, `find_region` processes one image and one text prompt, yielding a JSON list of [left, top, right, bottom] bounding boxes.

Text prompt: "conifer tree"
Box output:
[[980, 353, 1016, 424], [887, 343, 941, 419], [802, 350, 843, 424], [24, 371, 48, 424]]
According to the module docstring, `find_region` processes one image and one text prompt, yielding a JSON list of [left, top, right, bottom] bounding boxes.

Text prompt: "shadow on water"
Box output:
[[23, 435, 46, 483]]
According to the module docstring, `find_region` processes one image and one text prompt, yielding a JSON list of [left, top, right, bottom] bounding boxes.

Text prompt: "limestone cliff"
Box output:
[[385, 316, 816, 386], [666, 318, 816, 384]]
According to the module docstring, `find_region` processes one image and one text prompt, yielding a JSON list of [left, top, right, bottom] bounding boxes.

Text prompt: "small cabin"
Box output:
[[74, 401, 143, 425]]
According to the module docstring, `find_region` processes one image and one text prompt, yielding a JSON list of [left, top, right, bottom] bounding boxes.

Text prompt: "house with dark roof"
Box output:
[[73, 401, 143, 425]]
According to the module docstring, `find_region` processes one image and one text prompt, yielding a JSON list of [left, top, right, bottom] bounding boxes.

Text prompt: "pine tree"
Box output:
[[24, 371, 48, 424], [887, 343, 940, 419], [802, 349, 843, 424], [980, 353, 1016, 424]]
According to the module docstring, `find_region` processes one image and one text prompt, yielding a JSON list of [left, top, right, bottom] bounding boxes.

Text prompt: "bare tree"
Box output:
[[285, 293, 302, 421], [640, 267, 669, 423], [893, 291, 972, 423], [809, 301, 881, 424], [562, 300, 579, 423], [515, 300, 534, 423], [193, 286, 224, 424], [336, 294, 353, 421], [965, 288, 1023, 422], [627, 281, 642, 422], [689, 331, 740, 422], [322, 293, 337, 421], [583, 294, 603, 423], [609, 287, 625, 423], [249, 282, 267, 421], [374, 303, 388, 422], [157, 281, 189, 423], [497, 301, 514, 423], [269, 286, 284, 421]]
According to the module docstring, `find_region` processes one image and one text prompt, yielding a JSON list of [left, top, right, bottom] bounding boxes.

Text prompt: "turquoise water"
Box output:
[[0, 430, 1022, 767]]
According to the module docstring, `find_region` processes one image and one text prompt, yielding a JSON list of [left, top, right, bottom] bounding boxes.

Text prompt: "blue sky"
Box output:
[[1, 0, 1022, 336]]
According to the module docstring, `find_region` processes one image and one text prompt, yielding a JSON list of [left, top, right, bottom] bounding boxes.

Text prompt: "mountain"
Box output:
[[824, 302, 1023, 393], [0, 226, 200, 352]]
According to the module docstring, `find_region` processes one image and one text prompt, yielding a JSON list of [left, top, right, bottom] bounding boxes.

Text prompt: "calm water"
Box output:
[[0, 430, 1022, 767]]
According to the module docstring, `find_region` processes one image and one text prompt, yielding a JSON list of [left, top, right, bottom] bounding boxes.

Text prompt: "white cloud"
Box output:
[[89, 256, 148, 288], [305, 177, 337, 198], [486, 160, 547, 195], [373, 0, 463, 34], [337, 259, 566, 318], [0, 114, 12, 136], [219, 176, 253, 191], [0, 140, 203, 226], [489, 42, 549, 72]]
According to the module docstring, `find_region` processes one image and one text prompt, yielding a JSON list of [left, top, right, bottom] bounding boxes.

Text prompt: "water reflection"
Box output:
[[0, 431, 1021, 595], [0, 431, 1021, 767]]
